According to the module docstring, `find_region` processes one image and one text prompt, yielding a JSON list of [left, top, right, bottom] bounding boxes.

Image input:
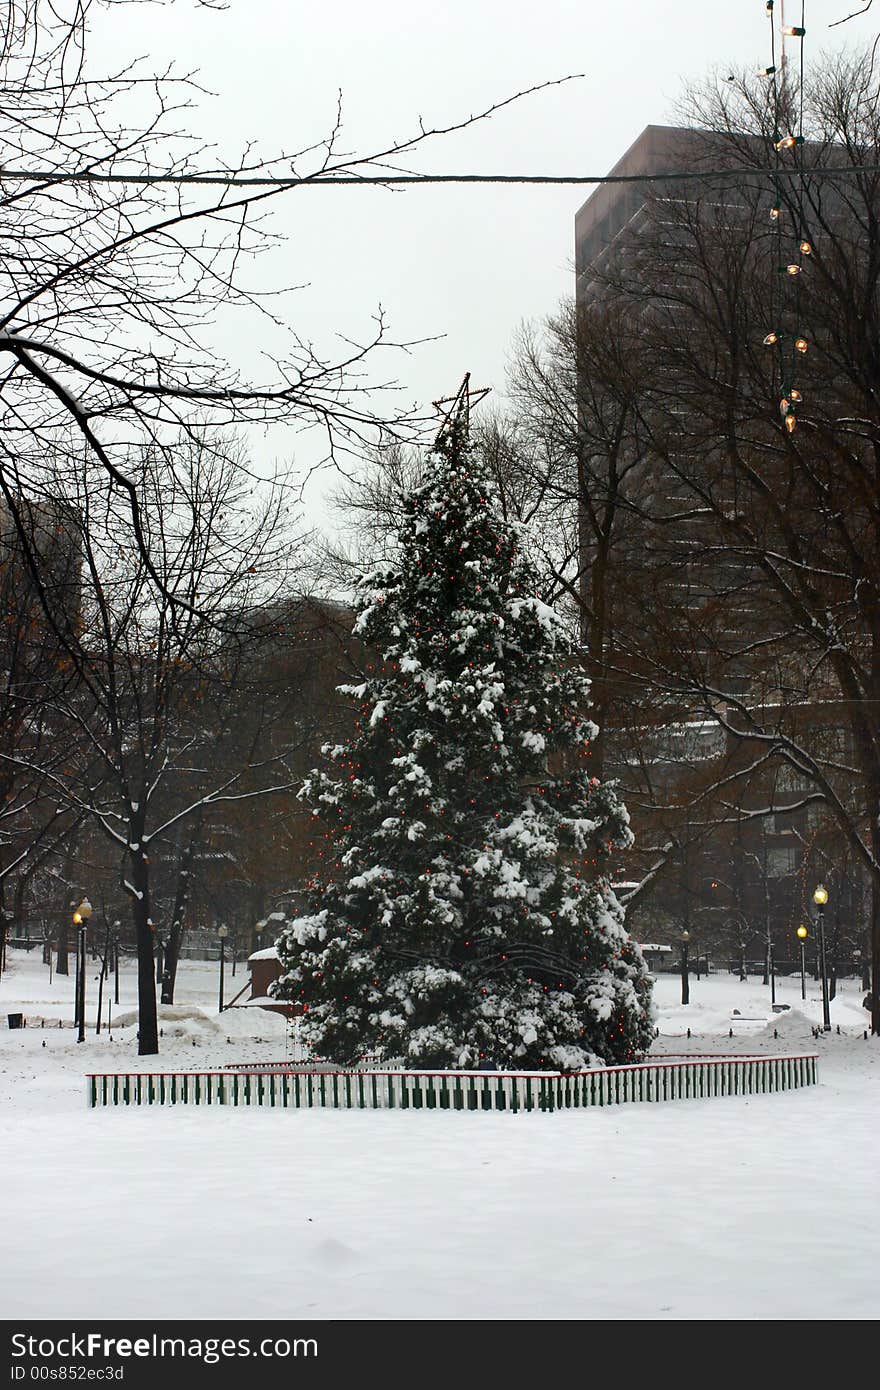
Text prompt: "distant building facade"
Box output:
[[573, 127, 870, 975]]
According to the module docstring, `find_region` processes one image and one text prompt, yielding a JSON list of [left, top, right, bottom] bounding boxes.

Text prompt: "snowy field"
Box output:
[[2, 946, 878, 1321]]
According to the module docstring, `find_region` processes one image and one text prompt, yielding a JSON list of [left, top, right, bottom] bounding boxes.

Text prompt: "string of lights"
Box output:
[[762, 0, 810, 433]]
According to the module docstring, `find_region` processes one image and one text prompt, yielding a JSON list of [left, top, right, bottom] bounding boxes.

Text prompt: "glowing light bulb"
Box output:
[[786, 263, 801, 276], [763, 331, 780, 346], [769, 206, 780, 221], [758, 65, 776, 77], [780, 397, 790, 416], [790, 388, 803, 403], [785, 413, 797, 434], [775, 135, 804, 151], [783, 25, 806, 37], [795, 336, 809, 353], [799, 239, 812, 255]]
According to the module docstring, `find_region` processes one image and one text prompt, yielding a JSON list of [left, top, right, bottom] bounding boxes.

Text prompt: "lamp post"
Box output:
[[680, 929, 690, 1006], [72, 897, 92, 1043], [218, 923, 228, 1013], [797, 924, 808, 1001], [72, 904, 80, 1030], [813, 884, 831, 1031]]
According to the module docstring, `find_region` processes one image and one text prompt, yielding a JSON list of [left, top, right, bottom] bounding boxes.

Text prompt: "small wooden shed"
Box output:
[[246, 945, 299, 1017]]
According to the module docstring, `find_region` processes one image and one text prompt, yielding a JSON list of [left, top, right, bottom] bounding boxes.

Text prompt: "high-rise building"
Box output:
[[575, 125, 701, 297], [571, 125, 869, 975]]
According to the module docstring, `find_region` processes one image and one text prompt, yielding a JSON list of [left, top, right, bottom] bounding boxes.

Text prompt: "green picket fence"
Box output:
[[86, 1053, 818, 1110]]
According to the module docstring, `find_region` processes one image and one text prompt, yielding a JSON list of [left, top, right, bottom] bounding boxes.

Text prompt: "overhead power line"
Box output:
[[1, 164, 878, 189]]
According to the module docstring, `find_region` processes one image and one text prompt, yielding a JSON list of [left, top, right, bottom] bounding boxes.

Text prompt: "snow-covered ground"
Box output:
[[2, 947, 877, 1320]]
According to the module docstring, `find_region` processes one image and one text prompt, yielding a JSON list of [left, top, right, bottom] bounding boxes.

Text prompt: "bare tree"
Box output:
[[576, 52, 880, 1029], [154, 593, 356, 1004], [324, 410, 584, 610], [0, 0, 573, 608], [3, 435, 315, 1052]]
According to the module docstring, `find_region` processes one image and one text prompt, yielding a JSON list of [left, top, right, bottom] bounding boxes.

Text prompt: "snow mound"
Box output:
[[110, 1004, 221, 1037]]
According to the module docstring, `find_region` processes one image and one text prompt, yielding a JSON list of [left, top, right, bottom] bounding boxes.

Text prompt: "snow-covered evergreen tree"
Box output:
[[274, 396, 653, 1069]]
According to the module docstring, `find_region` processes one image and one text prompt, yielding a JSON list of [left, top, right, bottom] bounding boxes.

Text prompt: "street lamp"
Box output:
[[797, 924, 808, 1001], [72, 897, 92, 1043], [680, 929, 690, 1006], [813, 884, 831, 1031], [218, 923, 229, 1013]]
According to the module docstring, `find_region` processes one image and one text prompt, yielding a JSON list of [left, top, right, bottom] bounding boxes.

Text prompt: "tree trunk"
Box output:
[[762, 940, 769, 987], [12, 871, 28, 951], [55, 838, 80, 975], [828, 910, 839, 1001], [160, 820, 202, 1005], [127, 852, 158, 1056], [56, 915, 69, 974], [95, 926, 111, 1036], [160, 945, 178, 1006]]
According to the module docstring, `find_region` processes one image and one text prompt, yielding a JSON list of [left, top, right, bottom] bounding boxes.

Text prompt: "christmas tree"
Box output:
[[274, 384, 654, 1069]]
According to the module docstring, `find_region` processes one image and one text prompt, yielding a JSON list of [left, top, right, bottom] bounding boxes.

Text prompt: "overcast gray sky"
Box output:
[[91, 0, 876, 524]]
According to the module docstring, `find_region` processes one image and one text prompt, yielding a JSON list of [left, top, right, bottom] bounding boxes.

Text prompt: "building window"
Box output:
[[806, 801, 827, 828], [767, 846, 800, 878], [776, 764, 812, 794]]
